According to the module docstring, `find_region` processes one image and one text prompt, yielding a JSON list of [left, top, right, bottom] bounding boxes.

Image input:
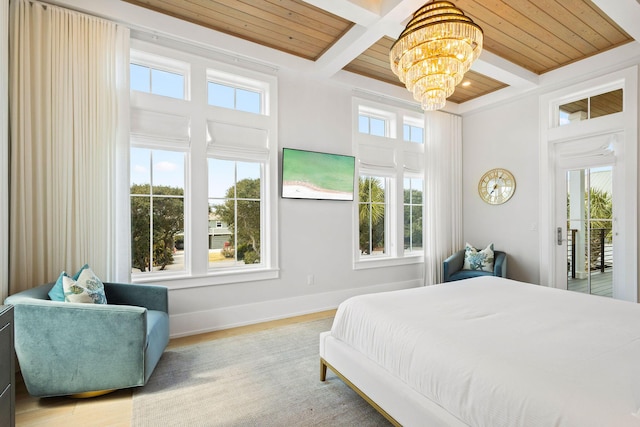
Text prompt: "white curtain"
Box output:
[[0, 0, 8, 302], [424, 111, 463, 285], [9, 0, 129, 293]]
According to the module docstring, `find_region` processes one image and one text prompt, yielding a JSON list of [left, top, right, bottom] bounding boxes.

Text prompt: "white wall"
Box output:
[[169, 70, 422, 337], [461, 95, 540, 284]]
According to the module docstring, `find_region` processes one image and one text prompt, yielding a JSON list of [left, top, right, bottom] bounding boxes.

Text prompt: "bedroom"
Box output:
[[0, 0, 639, 424]]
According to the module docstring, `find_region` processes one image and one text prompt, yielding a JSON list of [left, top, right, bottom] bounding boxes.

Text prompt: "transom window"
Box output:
[[208, 82, 261, 114], [403, 123, 424, 144], [558, 88, 623, 126], [358, 114, 386, 137], [130, 63, 185, 99]]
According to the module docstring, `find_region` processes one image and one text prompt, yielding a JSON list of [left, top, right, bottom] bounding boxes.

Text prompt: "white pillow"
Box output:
[[63, 266, 107, 304], [463, 243, 494, 272]]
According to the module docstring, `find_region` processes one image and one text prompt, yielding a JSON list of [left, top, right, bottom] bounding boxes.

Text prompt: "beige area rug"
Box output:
[[132, 317, 391, 426]]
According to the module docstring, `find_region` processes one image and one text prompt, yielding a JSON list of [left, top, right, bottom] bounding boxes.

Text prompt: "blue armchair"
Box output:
[[442, 250, 507, 282], [4, 281, 169, 397]]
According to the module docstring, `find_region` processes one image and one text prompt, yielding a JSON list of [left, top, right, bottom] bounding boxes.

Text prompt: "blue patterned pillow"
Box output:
[[463, 243, 494, 272], [62, 266, 107, 304], [48, 264, 89, 301]]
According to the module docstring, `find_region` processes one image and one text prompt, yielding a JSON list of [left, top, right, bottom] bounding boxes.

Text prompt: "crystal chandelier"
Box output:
[[390, 1, 483, 111]]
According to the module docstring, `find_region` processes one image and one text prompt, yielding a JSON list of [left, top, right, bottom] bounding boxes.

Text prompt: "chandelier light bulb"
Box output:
[[390, 1, 483, 111]]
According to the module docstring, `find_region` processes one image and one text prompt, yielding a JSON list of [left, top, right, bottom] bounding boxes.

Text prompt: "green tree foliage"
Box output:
[[404, 187, 423, 250], [131, 184, 184, 272], [359, 177, 385, 254], [588, 188, 612, 267], [214, 178, 261, 264], [566, 187, 613, 269]]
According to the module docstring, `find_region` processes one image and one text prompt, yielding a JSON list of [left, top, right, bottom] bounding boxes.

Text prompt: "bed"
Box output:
[[319, 276, 640, 427]]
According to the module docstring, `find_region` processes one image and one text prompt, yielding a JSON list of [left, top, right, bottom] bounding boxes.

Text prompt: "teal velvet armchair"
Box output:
[[442, 250, 507, 282], [4, 282, 169, 397]]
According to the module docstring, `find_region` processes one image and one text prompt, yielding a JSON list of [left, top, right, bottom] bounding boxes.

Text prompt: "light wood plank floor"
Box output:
[[14, 310, 336, 427]]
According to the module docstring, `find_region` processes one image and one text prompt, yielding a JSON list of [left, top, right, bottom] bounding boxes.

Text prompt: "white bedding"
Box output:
[[330, 276, 640, 427]]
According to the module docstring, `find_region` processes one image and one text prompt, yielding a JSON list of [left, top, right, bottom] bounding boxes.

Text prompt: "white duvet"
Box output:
[[330, 277, 640, 427]]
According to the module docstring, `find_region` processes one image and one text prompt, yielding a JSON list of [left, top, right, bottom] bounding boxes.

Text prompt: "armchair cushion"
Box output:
[[62, 266, 107, 304], [48, 264, 88, 301], [463, 242, 494, 272]]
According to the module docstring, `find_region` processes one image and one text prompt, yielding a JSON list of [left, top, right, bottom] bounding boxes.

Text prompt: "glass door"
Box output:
[[564, 167, 613, 297]]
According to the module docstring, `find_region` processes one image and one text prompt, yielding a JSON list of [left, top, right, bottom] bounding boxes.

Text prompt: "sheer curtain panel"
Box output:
[[9, 0, 129, 293], [424, 111, 463, 285], [0, 0, 8, 302]]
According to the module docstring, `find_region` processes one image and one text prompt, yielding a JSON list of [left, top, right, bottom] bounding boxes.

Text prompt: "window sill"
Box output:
[[353, 254, 423, 270], [132, 267, 280, 289]]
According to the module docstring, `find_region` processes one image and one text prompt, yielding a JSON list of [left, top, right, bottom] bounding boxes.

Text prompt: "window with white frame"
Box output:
[[403, 177, 423, 253], [358, 114, 386, 137], [358, 174, 388, 256], [130, 148, 186, 273], [208, 159, 263, 268], [207, 69, 268, 115], [130, 50, 189, 100], [128, 44, 277, 284], [403, 118, 424, 144], [353, 99, 424, 267]]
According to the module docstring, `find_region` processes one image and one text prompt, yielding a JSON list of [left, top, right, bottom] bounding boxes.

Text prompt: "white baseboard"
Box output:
[[169, 279, 421, 338]]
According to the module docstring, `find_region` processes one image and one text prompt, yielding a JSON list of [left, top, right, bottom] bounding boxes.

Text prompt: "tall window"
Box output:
[[354, 99, 424, 267], [359, 175, 387, 256], [130, 148, 185, 273], [128, 46, 278, 284], [208, 159, 262, 268], [404, 177, 424, 253]]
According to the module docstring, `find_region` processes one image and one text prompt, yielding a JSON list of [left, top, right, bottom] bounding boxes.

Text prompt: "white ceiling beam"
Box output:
[[311, 0, 424, 79], [472, 51, 539, 89], [301, 0, 381, 26]]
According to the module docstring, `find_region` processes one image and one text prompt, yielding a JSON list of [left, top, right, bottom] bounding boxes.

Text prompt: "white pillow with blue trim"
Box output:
[[62, 266, 107, 304], [463, 243, 494, 272]]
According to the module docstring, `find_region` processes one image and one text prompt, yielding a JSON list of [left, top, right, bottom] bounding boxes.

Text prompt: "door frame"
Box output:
[[538, 66, 638, 302]]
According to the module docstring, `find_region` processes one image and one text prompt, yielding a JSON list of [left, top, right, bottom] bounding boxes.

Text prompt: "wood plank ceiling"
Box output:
[[122, 0, 633, 106]]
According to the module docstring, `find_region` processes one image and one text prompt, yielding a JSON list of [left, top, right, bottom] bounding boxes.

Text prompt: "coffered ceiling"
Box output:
[[121, 0, 640, 108]]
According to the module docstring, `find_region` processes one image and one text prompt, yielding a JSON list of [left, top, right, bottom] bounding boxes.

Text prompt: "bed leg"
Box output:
[[320, 358, 328, 381]]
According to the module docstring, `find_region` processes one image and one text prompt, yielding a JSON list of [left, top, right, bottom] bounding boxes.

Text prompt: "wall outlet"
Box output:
[[307, 274, 314, 285]]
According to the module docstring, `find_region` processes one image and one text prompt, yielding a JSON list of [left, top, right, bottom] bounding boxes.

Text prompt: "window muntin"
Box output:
[[404, 177, 424, 253], [358, 114, 386, 137], [359, 175, 387, 257], [130, 148, 186, 274], [403, 123, 424, 144], [129, 63, 185, 99], [208, 159, 262, 269], [207, 81, 262, 114]]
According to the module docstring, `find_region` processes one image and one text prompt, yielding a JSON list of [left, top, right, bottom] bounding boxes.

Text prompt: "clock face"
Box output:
[[478, 168, 516, 205]]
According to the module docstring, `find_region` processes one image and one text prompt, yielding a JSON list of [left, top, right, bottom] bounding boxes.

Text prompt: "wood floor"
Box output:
[[14, 310, 336, 427]]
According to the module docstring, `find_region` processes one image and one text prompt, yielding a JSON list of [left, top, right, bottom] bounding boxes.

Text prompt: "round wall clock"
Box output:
[[478, 168, 516, 205]]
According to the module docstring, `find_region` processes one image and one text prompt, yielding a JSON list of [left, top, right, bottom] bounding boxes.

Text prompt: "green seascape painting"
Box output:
[[282, 148, 355, 200]]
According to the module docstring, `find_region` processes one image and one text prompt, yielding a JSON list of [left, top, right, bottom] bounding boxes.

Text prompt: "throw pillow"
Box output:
[[48, 264, 89, 301], [62, 266, 107, 304], [463, 243, 494, 272]]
